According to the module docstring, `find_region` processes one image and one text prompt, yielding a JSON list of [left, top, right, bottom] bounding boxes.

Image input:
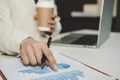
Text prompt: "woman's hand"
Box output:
[[47, 15, 57, 33], [34, 14, 57, 33], [20, 37, 57, 71]]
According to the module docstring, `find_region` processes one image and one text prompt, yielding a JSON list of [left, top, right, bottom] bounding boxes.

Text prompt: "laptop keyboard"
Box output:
[[71, 35, 98, 45]]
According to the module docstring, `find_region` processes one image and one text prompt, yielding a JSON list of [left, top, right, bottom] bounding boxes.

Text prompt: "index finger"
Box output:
[[51, 15, 57, 20], [41, 43, 57, 71]]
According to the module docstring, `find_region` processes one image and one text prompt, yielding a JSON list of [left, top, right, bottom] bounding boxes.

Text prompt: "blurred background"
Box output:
[[55, 0, 120, 33]]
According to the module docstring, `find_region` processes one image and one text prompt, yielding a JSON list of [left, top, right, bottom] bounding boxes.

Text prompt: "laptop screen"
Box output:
[[52, 0, 114, 48]]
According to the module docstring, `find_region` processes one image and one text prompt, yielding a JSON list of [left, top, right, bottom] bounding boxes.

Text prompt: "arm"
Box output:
[[0, 0, 57, 70], [0, 0, 29, 55]]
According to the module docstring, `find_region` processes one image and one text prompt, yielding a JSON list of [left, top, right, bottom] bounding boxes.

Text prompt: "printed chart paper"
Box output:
[[0, 51, 113, 80]]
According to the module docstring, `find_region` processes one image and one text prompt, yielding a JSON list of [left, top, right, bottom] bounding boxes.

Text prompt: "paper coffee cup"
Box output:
[[36, 0, 55, 31]]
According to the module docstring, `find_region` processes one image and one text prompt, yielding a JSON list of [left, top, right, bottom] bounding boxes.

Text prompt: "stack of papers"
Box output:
[[0, 51, 113, 80]]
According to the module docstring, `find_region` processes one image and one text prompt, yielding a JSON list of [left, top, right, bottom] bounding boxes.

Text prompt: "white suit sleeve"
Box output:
[[0, 1, 29, 55]]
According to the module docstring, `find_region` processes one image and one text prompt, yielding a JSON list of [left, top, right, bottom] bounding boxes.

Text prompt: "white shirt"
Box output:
[[0, 0, 61, 55]]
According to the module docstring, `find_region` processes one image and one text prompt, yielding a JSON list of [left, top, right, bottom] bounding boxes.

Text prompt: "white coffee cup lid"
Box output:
[[36, 1, 55, 8]]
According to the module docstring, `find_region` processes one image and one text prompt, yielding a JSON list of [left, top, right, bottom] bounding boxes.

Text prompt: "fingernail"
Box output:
[[53, 64, 58, 71]]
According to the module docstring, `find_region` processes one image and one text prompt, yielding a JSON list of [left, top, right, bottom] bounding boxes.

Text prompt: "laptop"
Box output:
[[52, 0, 114, 48]]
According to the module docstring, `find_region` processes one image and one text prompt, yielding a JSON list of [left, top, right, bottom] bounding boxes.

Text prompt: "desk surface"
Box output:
[[51, 30, 120, 79], [0, 30, 120, 79]]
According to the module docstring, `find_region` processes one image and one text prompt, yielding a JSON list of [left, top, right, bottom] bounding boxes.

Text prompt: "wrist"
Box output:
[[20, 37, 32, 49]]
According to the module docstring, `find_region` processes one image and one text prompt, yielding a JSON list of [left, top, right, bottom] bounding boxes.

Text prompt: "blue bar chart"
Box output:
[[18, 63, 85, 80]]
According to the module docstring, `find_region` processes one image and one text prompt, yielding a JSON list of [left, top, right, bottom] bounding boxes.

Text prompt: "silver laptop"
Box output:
[[52, 0, 114, 48]]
